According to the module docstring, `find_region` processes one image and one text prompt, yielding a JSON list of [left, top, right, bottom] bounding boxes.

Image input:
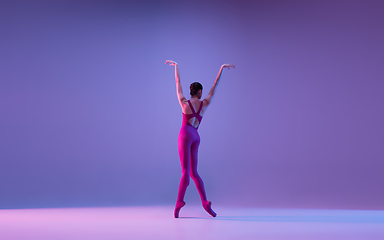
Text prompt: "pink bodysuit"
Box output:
[[175, 100, 217, 218], [177, 100, 207, 203]]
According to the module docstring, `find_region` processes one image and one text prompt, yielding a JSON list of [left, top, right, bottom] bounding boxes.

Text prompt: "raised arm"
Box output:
[[165, 60, 186, 105], [204, 64, 235, 106]]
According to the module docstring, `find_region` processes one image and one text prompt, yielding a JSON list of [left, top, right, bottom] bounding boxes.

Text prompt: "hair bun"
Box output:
[[189, 82, 203, 96]]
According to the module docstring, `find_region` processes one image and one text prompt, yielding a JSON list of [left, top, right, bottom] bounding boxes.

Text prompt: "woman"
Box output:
[[165, 60, 235, 218]]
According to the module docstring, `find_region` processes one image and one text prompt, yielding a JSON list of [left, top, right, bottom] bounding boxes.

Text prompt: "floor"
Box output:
[[1, 205, 383, 240]]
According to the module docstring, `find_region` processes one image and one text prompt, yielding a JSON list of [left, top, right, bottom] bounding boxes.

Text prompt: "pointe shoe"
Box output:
[[174, 201, 186, 218], [203, 200, 217, 217]]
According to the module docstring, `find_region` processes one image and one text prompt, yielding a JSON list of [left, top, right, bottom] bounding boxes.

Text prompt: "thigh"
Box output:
[[178, 127, 192, 171], [189, 133, 200, 172]]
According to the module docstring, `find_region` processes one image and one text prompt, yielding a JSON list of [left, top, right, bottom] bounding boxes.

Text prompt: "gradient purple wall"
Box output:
[[1, 0, 383, 209]]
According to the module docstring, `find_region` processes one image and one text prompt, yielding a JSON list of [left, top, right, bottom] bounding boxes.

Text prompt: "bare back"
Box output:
[[180, 99, 209, 128]]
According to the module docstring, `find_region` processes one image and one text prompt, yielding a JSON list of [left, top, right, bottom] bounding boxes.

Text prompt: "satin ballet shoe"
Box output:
[[203, 200, 217, 217], [174, 201, 186, 218]]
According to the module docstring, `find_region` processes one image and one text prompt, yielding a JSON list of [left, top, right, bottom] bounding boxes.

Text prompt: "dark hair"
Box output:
[[190, 82, 203, 96]]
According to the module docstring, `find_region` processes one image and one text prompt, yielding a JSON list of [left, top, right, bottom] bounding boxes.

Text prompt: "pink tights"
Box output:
[[177, 125, 207, 203], [175, 125, 216, 218]]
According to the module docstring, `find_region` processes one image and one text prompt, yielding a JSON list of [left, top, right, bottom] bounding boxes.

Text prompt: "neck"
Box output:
[[191, 95, 199, 100]]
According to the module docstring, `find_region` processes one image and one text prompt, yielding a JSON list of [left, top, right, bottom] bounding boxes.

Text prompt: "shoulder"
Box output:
[[200, 99, 209, 114], [181, 99, 194, 114], [202, 98, 210, 107], [178, 97, 188, 106], [179, 98, 189, 110]]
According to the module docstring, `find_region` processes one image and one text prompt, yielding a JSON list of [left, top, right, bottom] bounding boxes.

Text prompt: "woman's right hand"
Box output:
[[222, 64, 235, 69], [165, 60, 178, 66]]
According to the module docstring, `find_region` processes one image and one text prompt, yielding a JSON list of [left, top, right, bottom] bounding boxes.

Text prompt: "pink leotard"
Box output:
[[182, 100, 203, 129]]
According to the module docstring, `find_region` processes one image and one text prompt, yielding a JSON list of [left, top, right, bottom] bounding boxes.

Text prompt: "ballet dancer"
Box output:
[[165, 60, 235, 218]]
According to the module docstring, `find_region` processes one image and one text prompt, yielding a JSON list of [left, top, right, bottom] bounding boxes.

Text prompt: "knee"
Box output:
[[181, 172, 190, 184], [190, 170, 199, 180]]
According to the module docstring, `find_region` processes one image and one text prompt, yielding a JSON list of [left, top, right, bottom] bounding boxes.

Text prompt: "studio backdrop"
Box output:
[[0, 0, 383, 209]]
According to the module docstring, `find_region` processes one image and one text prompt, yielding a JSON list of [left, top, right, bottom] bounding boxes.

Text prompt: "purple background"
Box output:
[[1, 0, 383, 209]]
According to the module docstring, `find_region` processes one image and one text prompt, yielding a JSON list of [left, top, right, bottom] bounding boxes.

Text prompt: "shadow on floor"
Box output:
[[179, 215, 384, 223]]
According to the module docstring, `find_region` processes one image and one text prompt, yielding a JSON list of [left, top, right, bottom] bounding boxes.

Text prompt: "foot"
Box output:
[[203, 200, 217, 217], [174, 201, 186, 218]]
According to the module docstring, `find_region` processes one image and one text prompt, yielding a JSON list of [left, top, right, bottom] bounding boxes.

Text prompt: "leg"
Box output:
[[175, 128, 191, 218], [176, 136, 191, 204], [189, 141, 207, 202], [190, 139, 216, 217]]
